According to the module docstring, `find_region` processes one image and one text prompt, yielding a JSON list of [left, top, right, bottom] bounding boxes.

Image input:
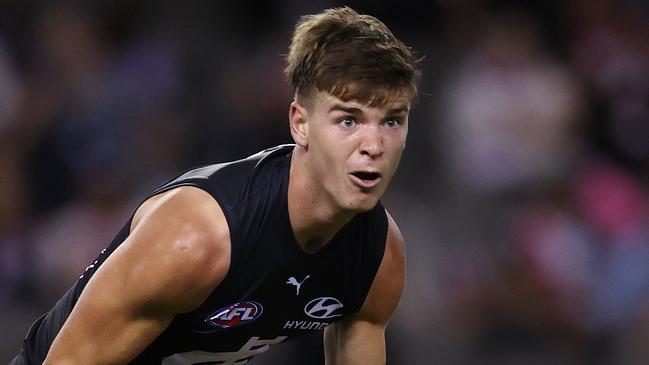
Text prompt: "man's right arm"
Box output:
[[44, 186, 231, 365]]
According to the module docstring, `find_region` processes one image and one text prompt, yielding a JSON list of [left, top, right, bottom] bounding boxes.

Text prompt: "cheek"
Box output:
[[388, 131, 407, 155], [386, 135, 407, 172], [313, 138, 345, 177]]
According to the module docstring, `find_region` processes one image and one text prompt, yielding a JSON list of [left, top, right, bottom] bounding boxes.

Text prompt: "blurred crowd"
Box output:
[[1, 1, 648, 364]]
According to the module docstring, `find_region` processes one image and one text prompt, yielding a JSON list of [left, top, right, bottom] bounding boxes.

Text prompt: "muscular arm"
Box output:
[[324, 211, 406, 365], [44, 186, 231, 365]]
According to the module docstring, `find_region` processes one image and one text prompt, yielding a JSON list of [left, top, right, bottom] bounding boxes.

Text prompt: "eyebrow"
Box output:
[[329, 104, 363, 114], [388, 106, 409, 114], [328, 104, 409, 115]]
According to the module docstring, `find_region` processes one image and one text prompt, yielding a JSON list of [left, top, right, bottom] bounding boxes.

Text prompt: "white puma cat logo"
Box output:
[[286, 275, 310, 295]]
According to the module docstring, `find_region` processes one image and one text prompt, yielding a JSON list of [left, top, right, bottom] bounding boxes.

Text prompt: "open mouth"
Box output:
[[352, 171, 381, 181], [350, 171, 382, 188]]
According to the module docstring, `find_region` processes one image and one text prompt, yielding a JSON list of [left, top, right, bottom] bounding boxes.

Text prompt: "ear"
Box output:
[[289, 101, 309, 148]]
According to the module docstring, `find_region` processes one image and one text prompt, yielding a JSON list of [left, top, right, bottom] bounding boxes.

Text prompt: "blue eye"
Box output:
[[339, 118, 356, 128]]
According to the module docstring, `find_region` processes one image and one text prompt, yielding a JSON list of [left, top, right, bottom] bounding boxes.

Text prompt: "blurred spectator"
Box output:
[[438, 9, 584, 194], [574, 158, 649, 334], [569, 0, 649, 165]]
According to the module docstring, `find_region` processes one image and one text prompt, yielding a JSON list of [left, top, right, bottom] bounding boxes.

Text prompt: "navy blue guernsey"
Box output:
[[14, 144, 388, 364]]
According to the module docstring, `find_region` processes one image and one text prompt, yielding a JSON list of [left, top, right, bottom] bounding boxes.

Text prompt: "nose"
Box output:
[[359, 125, 383, 159]]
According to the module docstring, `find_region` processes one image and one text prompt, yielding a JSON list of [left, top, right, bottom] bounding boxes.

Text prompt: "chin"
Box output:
[[342, 195, 380, 213]]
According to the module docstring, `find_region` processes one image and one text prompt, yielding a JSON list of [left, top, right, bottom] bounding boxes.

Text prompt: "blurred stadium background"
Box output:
[[1, 0, 649, 363]]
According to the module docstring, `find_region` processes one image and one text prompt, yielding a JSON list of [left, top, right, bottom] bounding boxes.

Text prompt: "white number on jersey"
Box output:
[[161, 336, 288, 365]]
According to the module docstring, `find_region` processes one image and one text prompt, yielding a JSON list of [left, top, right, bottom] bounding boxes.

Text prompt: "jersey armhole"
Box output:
[[348, 204, 389, 315], [137, 181, 241, 287]]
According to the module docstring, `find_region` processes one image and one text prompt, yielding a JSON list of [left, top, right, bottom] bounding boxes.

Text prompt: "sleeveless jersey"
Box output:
[[14, 144, 388, 364]]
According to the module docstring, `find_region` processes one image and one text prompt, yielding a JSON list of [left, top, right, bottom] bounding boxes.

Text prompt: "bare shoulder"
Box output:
[[355, 209, 406, 325], [43, 186, 232, 363], [133, 185, 229, 237], [119, 186, 232, 312]]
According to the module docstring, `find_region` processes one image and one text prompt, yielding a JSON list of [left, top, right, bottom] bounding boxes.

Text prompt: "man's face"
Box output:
[[294, 90, 410, 213]]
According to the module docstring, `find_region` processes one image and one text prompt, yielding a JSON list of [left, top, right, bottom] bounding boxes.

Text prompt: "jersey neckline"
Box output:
[[281, 149, 347, 257]]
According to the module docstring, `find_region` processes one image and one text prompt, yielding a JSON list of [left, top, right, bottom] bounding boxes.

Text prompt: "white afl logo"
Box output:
[[304, 297, 344, 319]]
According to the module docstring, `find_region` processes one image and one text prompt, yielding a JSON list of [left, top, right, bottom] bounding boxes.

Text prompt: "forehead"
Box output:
[[315, 90, 410, 114]]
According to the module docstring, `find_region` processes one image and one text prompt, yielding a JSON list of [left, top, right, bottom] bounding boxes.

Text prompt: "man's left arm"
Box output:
[[324, 211, 406, 365]]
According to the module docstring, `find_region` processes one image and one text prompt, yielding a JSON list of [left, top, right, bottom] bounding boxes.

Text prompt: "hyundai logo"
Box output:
[[304, 297, 344, 319]]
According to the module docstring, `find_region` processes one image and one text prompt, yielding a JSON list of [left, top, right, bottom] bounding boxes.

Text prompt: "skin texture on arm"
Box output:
[[324, 211, 406, 365], [43, 186, 231, 365]]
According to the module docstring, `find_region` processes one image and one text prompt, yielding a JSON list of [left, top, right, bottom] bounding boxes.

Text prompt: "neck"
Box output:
[[288, 147, 356, 253]]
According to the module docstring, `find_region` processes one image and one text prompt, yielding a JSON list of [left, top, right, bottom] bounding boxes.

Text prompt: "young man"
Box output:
[[12, 6, 420, 364]]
